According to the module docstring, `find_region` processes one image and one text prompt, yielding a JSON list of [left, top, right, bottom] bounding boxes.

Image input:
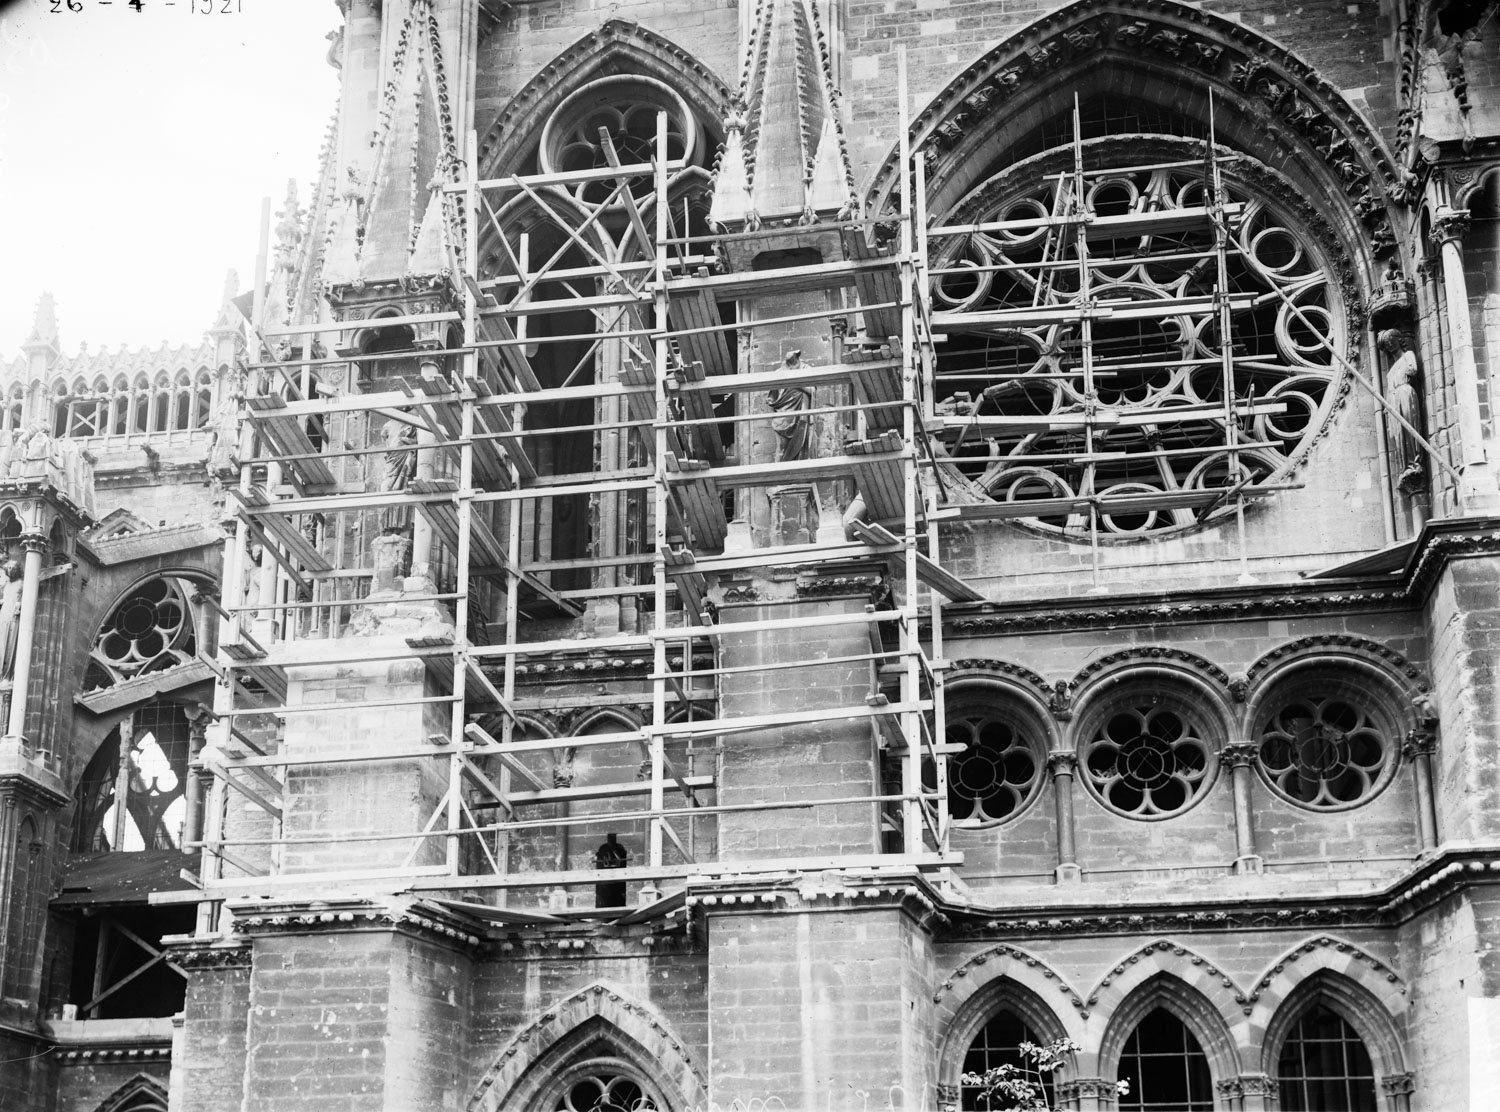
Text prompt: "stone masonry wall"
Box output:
[[716, 598, 880, 862]]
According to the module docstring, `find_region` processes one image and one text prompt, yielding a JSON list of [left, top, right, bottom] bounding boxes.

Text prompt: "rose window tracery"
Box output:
[[1082, 700, 1214, 818], [1257, 694, 1392, 809], [551, 1070, 658, 1112], [931, 137, 1345, 538], [929, 705, 1043, 826], [539, 76, 697, 208], [87, 577, 197, 688]]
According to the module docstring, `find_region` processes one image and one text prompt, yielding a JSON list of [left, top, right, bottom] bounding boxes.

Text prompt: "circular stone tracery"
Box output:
[[1257, 693, 1392, 810], [1082, 700, 1215, 818], [88, 577, 196, 687], [539, 76, 697, 208], [936, 705, 1043, 826], [931, 138, 1347, 539]]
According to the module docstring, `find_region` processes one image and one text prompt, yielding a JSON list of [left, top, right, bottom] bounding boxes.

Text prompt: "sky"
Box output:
[[0, 0, 342, 355]]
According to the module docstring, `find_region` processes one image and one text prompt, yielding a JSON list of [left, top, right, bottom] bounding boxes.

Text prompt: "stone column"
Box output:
[[4, 533, 46, 743], [1235, 1073, 1276, 1112], [1058, 1077, 1121, 1111], [182, 704, 212, 848], [1380, 1071, 1415, 1111], [1220, 743, 1263, 874], [1432, 207, 1497, 510], [1403, 728, 1439, 851], [1048, 751, 1080, 882]]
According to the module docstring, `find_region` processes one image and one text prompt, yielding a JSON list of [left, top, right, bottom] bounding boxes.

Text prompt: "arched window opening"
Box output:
[[132, 375, 151, 433], [1117, 1008, 1213, 1111], [2, 814, 45, 999], [1078, 682, 1221, 819], [173, 371, 193, 431], [86, 577, 197, 689], [961, 1009, 1054, 1110], [70, 702, 190, 853], [1251, 666, 1402, 810], [110, 376, 130, 435], [1276, 1003, 1377, 1111], [151, 373, 171, 432], [4, 383, 25, 433], [357, 322, 418, 392], [194, 369, 213, 428], [926, 688, 1045, 826]]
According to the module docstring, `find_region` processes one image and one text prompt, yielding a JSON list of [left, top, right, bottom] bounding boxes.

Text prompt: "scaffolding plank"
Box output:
[[462, 274, 541, 393], [849, 432, 907, 521], [668, 270, 733, 377], [245, 394, 339, 489], [463, 723, 547, 791], [463, 375, 536, 482], [664, 453, 728, 549], [847, 520, 983, 603], [842, 228, 902, 343], [620, 359, 659, 460], [670, 359, 725, 462], [227, 487, 335, 572], [413, 377, 509, 487], [848, 345, 904, 432], [662, 546, 709, 622]]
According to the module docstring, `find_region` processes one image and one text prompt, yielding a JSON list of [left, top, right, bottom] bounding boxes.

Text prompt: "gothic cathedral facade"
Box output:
[[2, 2, 1499, 1110]]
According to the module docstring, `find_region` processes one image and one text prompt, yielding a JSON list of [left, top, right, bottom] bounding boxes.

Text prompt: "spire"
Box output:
[[719, 0, 856, 228], [22, 292, 59, 355], [209, 270, 243, 339]]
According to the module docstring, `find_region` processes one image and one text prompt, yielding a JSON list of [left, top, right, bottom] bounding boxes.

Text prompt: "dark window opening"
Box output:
[[1117, 1008, 1214, 1111], [1277, 1004, 1378, 1111]]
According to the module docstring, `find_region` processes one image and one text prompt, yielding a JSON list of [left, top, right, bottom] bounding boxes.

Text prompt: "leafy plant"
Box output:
[[960, 1038, 1130, 1111]]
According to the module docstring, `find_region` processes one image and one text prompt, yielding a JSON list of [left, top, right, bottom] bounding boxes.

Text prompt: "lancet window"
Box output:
[[1276, 1003, 1378, 1111], [1116, 1008, 1213, 1111]]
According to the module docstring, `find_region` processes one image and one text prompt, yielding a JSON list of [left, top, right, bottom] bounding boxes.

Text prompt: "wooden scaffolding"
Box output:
[[181, 107, 969, 920]]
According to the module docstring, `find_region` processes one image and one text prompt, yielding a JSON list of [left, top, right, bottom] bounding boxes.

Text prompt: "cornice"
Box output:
[[940, 519, 1500, 638], [932, 845, 1500, 940]]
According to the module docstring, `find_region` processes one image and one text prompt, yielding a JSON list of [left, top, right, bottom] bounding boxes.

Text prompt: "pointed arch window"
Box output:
[[2, 813, 45, 998], [1117, 1008, 1213, 1111], [3, 384, 25, 433], [1277, 1003, 1377, 1111], [961, 1009, 1054, 1110]]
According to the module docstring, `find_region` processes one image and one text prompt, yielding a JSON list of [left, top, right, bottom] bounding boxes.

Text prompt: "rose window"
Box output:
[[929, 707, 1041, 825], [1083, 702, 1214, 818], [87, 578, 196, 688], [1258, 695, 1391, 809], [539, 76, 696, 208], [930, 137, 1344, 538]]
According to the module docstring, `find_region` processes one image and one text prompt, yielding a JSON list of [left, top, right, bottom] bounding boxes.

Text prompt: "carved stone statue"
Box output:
[[1378, 329, 1425, 494], [0, 559, 23, 681], [378, 415, 418, 535], [206, 389, 243, 478], [767, 350, 812, 463]]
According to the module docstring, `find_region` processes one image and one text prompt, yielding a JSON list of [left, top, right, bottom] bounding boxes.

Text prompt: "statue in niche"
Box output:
[[377, 414, 418, 535], [0, 559, 23, 681], [1378, 329, 1426, 494], [767, 350, 813, 463], [206, 388, 243, 478]]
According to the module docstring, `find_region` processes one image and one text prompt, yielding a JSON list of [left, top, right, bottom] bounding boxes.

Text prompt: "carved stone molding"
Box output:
[[1070, 646, 1231, 691], [1243, 635, 1426, 688], [949, 657, 1051, 697], [1381, 1072, 1416, 1096], [1219, 742, 1257, 769], [1047, 751, 1079, 775], [869, 0, 1402, 257], [1402, 728, 1437, 759], [1245, 935, 1406, 1008], [1430, 208, 1471, 244], [932, 942, 1087, 1015]]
